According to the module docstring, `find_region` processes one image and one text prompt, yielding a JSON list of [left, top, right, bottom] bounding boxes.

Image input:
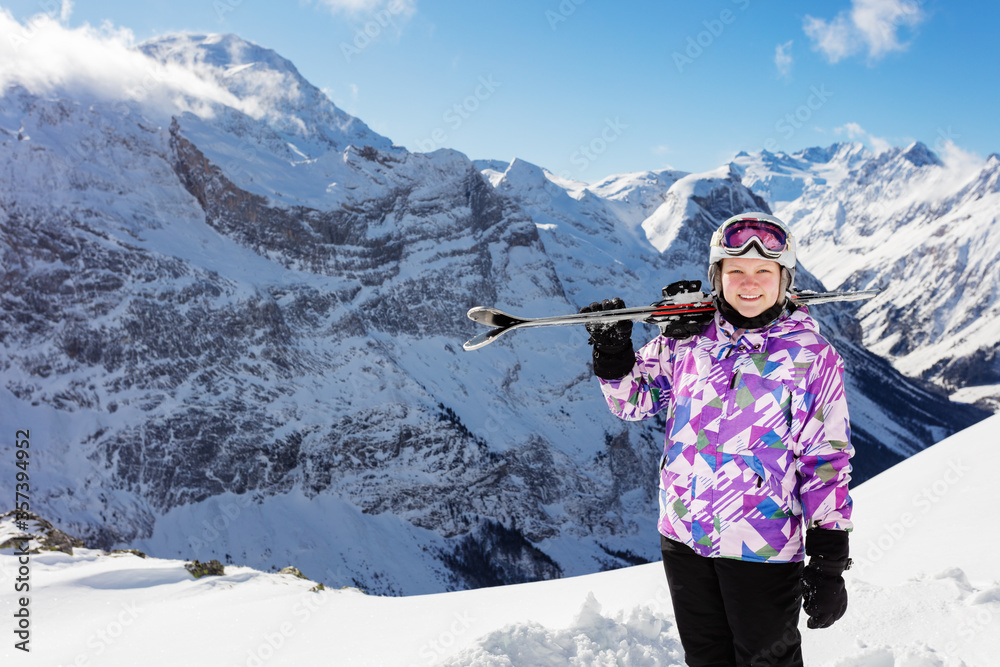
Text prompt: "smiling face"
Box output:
[[720, 257, 782, 319]]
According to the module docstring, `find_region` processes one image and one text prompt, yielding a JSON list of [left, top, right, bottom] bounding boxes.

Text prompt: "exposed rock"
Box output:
[[185, 559, 226, 578]]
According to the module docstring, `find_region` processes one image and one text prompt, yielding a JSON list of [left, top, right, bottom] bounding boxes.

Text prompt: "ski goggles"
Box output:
[[712, 218, 789, 259]]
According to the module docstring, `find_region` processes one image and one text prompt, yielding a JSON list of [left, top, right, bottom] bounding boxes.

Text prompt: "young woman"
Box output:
[[582, 213, 854, 667]]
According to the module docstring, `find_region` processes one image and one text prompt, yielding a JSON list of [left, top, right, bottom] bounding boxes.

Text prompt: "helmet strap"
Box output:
[[778, 267, 792, 302]]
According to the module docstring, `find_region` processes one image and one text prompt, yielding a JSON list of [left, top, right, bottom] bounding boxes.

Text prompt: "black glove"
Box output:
[[657, 281, 715, 340], [802, 528, 851, 629], [580, 298, 635, 380]]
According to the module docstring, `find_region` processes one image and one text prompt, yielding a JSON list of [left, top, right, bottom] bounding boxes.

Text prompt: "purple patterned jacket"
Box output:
[[599, 306, 854, 562]]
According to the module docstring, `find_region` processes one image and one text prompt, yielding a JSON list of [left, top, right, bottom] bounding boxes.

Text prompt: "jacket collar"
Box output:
[[713, 306, 818, 349]]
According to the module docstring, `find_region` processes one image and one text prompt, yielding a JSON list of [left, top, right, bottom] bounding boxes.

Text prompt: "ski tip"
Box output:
[[467, 306, 503, 322], [462, 329, 502, 351], [462, 339, 483, 352], [467, 307, 521, 328]]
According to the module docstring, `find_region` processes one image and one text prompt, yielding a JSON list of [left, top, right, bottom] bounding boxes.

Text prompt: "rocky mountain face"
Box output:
[[0, 34, 988, 595]]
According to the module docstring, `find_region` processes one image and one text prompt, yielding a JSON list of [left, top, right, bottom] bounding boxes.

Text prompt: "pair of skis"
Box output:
[[462, 288, 878, 351]]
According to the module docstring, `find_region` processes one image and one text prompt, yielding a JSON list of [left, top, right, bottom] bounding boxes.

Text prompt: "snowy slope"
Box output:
[[2, 414, 998, 666]]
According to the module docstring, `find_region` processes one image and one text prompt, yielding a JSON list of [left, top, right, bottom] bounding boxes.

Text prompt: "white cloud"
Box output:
[[937, 140, 982, 179], [804, 0, 925, 63], [0, 10, 253, 121], [314, 0, 417, 18], [59, 0, 73, 23], [774, 40, 794, 79], [834, 122, 893, 153], [838, 122, 866, 139]]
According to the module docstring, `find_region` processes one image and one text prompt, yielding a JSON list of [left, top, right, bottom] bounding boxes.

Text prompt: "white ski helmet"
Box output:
[[708, 212, 796, 299]]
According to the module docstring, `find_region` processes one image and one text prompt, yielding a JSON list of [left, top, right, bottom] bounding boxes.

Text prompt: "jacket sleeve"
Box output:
[[792, 343, 854, 531], [597, 335, 674, 421]]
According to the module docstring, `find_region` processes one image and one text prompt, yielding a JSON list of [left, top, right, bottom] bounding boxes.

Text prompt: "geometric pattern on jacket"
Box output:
[[599, 306, 854, 563]]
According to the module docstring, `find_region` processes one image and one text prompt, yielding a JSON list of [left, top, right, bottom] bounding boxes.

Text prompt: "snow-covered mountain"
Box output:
[[3, 414, 998, 666], [0, 28, 988, 597], [734, 143, 1000, 409], [475, 156, 985, 479]]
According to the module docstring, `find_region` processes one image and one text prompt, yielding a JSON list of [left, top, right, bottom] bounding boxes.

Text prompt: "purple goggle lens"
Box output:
[[721, 220, 788, 254]]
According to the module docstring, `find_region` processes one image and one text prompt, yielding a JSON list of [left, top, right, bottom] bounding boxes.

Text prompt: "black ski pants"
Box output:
[[661, 535, 804, 667]]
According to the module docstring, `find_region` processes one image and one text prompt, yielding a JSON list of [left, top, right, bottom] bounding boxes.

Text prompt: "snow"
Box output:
[[950, 384, 1000, 411], [4, 414, 998, 666]]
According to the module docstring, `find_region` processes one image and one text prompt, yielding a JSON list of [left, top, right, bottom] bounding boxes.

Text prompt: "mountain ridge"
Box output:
[[0, 31, 990, 595]]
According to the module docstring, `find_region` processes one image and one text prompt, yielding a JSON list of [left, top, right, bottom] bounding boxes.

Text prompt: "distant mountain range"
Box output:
[[0, 33, 990, 595]]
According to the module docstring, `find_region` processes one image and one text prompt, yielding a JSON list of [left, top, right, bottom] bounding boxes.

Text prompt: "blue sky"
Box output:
[[1, 0, 997, 181]]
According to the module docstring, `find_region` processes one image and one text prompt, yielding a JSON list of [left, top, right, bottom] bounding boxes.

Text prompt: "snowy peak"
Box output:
[[485, 157, 588, 217], [959, 151, 1000, 200], [140, 33, 392, 153], [813, 141, 871, 166], [733, 142, 874, 206], [900, 140, 944, 168], [496, 157, 556, 191], [640, 163, 768, 254], [586, 168, 685, 203], [140, 33, 299, 76]]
